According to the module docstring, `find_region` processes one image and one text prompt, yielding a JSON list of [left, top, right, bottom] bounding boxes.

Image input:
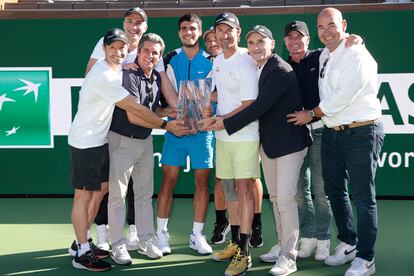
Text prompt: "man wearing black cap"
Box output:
[[68, 28, 188, 271], [288, 8, 383, 276], [207, 12, 260, 276], [204, 24, 312, 276], [283, 20, 363, 263], [84, 7, 150, 251], [84, 7, 178, 251]]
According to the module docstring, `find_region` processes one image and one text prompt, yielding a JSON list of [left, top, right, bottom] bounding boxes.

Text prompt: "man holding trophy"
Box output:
[[156, 13, 214, 256]]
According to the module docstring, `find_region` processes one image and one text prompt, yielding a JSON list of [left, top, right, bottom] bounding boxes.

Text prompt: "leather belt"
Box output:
[[332, 120, 378, 131]]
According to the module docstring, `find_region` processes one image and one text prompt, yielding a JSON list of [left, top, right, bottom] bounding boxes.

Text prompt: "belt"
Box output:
[[332, 120, 378, 131]]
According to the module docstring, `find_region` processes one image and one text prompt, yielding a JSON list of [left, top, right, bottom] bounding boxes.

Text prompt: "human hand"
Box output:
[[165, 120, 191, 136], [286, 110, 312, 125], [123, 62, 139, 71]]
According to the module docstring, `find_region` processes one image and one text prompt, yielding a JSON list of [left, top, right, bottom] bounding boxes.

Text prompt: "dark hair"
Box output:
[[138, 33, 165, 56], [177, 13, 202, 30]]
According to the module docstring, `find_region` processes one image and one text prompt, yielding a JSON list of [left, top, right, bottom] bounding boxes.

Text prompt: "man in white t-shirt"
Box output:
[[209, 12, 260, 276], [68, 28, 188, 272]]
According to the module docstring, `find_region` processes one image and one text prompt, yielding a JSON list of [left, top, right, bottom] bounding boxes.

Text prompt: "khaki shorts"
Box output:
[[216, 140, 260, 179]]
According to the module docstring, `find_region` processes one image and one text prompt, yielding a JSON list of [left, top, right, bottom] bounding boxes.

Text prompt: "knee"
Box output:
[[276, 196, 297, 212], [74, 190, 92, 206], [237, 185, 253, 201]]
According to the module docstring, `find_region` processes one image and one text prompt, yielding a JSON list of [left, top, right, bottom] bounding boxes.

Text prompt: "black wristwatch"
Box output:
[[160, 120, 168, 129]]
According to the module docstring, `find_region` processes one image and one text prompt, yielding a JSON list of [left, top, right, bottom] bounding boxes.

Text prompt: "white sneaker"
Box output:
[[269, 255, 297, 276], [189, 233, 213, 255], [297, 237, 317, 258], [259, 244, 281, 263], [96, 224, 110, 251], [111, 244, 132, 265], [138, 236, 163, 259], [324, 242, 357, 266], [126, 225, 139, 251], [315, 239, 330, 261], [345, 257, 375, 276], [156, 230, 171, 255]]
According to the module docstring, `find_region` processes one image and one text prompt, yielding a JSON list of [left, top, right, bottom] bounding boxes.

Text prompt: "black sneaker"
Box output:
[[249, 225, 263, 248], [211, 220, 230, 244], [68, 239, 109, 259], [88, 238, 109, 259], [72, 250, 111, 271]]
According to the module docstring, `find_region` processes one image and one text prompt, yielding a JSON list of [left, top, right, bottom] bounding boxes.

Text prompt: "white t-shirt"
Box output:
[[213, 48, 259, 142], [68, 59, 129, 149], [90, 37, 165, 72]]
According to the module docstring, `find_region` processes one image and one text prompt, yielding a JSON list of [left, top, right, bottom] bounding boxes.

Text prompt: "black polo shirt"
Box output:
[[287, 49, 322, 110], [110, 67, 162, 139]]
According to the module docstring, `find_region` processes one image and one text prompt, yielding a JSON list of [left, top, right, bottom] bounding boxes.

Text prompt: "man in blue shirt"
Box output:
[[156, 13, 214, 256]]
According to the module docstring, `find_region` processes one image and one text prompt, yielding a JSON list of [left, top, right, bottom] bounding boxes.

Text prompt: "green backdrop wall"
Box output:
[[0, 9, 413, 195]]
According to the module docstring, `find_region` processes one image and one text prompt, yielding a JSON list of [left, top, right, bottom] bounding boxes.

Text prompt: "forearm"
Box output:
[[160, 72, 178, 108], [221, 100, 254, 119], [127, 111, 156, 128]]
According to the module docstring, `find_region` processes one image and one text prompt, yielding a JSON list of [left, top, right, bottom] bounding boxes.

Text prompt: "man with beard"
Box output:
[[156, 13, 214, 256]]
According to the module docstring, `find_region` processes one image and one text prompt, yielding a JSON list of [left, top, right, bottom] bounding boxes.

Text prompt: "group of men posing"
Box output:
[[67, 6, 384, 276]]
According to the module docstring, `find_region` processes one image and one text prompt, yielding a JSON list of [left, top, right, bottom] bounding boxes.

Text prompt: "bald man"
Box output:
[[288, 7, 384, 276]]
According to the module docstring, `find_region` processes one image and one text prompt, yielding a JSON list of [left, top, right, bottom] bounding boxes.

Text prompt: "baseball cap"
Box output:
[[103, 28, 128, 45], [214, 12, 240, 29], [245, 25, 273, 40], [202, 26, 215, 40], [284, 21, 309, 37], [124, 7, 148, 22]]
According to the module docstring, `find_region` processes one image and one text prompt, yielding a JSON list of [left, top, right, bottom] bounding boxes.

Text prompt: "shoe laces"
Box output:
[[276, 255, 293, 268], [84, 250, 100, 262], [230, 248, 245, 266]]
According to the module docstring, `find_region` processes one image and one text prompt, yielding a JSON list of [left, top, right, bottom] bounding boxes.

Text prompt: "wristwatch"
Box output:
[[309, 110, 316, 118], [160, 120, 168, 129]]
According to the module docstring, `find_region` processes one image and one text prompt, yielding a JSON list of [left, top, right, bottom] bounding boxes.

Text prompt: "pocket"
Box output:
[[349, 125, 374, 138]]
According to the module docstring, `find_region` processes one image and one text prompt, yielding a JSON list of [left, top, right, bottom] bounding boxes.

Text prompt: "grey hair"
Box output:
[[138, 33, 165, 56]]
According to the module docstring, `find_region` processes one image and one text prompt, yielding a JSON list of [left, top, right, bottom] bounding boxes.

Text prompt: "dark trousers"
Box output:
[[321, 122, 384, 261], [95, 178, 135, 225]]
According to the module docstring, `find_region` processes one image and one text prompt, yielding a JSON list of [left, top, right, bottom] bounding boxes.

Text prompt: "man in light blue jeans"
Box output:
[[296, 124, 332, 260]]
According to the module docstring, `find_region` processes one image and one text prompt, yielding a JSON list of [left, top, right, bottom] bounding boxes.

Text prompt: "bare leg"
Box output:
[[194, 169, 211, 223], [157, 165, 180, 218]]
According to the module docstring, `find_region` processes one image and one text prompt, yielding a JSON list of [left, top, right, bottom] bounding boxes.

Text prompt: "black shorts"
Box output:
[[69, 144, 109, 191]]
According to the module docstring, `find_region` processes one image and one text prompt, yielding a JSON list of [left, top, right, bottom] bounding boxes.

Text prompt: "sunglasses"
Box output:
[[319, 57, 330, 79], [145, 81, 153, 105]]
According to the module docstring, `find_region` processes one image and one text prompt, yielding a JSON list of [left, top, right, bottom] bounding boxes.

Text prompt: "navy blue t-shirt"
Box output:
[[288, 49, 322, 110]]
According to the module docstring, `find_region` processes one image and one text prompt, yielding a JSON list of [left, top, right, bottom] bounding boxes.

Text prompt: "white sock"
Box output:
[[192, 222, 204, 237], [87, 229, 91, 240], [78, 242, 91, 256], [157, 217, 169, 234]]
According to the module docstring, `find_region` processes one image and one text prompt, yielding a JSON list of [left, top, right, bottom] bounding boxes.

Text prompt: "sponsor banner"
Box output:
[[0, 68, 53, 148]]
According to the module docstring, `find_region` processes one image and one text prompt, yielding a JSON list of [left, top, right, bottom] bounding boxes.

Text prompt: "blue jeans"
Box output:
[[321, 122, 384, 261], [296, 126, 332, 240]]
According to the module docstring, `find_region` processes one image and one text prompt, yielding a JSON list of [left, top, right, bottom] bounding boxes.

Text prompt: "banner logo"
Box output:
[[0, 68, 52, 148]]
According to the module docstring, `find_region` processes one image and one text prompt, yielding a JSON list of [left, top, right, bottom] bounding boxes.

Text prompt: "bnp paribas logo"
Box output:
[[0, 68, 52, 148]]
